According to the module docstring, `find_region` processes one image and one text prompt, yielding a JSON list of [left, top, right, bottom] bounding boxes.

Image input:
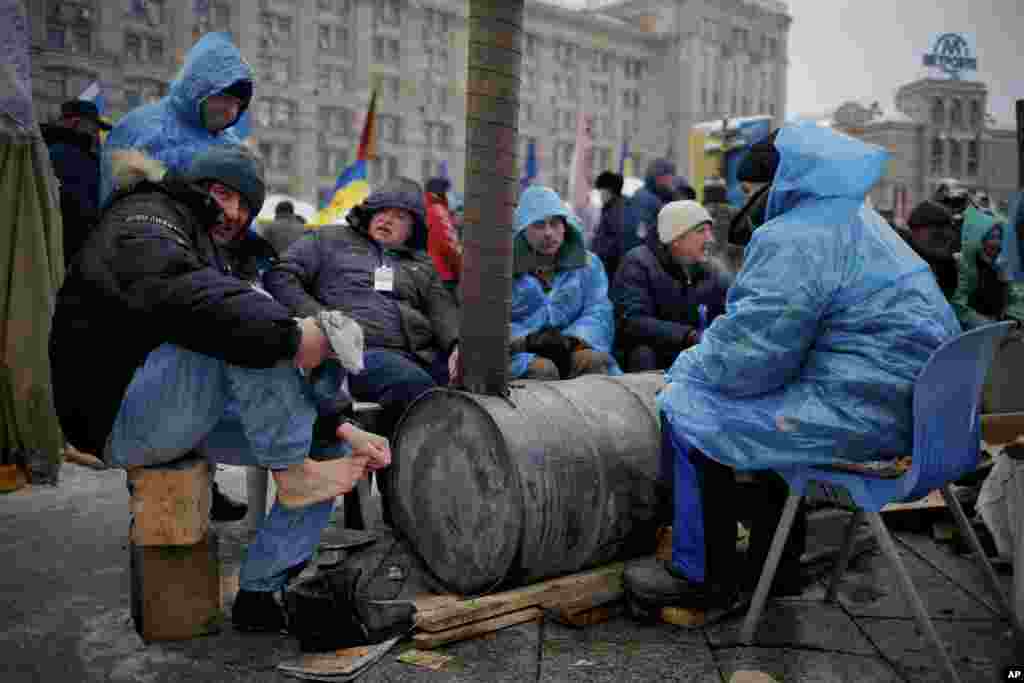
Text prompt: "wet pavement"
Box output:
[[3, 462, 1021, 682]]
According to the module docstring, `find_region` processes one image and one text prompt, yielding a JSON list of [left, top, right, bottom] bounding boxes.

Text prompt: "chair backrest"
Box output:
[[905, 321, 1014, 498]]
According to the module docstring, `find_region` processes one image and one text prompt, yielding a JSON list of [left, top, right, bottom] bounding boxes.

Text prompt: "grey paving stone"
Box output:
[[857, 616, 1024, 682], [715, 647, 903, 683], [895, 530, 1012, 618], [357, 621, 541, 682], [831, 541, 996, 620], [539, 615, 721, 682], [705, 600, 876, 655]]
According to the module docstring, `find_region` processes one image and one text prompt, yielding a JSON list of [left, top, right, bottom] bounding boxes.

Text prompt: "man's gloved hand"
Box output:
[[524, 327, 574, 379]]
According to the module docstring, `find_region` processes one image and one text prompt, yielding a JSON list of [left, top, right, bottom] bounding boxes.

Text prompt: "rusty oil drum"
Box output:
[[387, 372, 667, 595]]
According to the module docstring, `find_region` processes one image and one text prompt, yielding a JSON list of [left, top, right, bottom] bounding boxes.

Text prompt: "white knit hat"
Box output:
[[657, 200, 713, 245]]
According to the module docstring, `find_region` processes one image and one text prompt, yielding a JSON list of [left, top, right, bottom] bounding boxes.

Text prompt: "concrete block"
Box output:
[[129, 456, 210, 546], [130, 533, 222, 642]]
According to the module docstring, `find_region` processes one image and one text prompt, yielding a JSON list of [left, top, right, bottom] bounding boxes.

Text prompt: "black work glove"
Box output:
[[524, 327, 575, 379]]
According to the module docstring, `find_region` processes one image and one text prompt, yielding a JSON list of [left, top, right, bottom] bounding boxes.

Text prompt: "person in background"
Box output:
[[671, 176, 697, 201], [613, 201, 727, 372], [622, 159, 678, 256], [424, 176, 462, 295], [50, 144, 390, 633], [42, 99, 110, 267], [590, 171, 628, 279], [261, 200, 308, 256], [701, 176, 744, 271], [951, 206, 1021, 329], [505, 185, 618, 380], [897, 200, 959, 300], [623, 124, 960, 613], [728, 146, 776, 248]]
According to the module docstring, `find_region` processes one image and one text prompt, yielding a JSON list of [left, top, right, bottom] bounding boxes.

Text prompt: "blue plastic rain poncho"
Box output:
[[510, 186, 620, 378], [998, 193, 1024, 281], [657, 123, 960, 469], [99, 32, 253, 207]]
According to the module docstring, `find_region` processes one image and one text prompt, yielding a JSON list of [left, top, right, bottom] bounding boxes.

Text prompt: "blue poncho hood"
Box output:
[[657, 121, 960, 470], [513, 185, 587, 275], [169, 32, 253, 130]]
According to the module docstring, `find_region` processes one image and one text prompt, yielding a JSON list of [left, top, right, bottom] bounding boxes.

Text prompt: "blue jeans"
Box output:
[[347, 348, 444, 436], [106, 344, 351, 592]]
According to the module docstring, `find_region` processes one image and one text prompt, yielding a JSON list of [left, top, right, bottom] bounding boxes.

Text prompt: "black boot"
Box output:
[[211, 480, 248, 522], [232, 589, 287, 633]]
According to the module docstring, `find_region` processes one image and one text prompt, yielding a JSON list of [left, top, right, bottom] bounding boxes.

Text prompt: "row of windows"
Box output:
[[931, 98, 985, 128], [700, 17, 779, 57], [930, 138, 980, 177], [700, 86, 777, 117]]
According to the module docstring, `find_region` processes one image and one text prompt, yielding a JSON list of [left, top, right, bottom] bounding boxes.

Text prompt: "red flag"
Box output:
[[356, 90, 377, 161]]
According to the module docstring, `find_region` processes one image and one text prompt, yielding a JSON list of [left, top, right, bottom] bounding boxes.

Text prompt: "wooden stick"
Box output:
[[415, 562, 623, 633], [981, 412, 1024, 445], [412, 607, 543, 649]]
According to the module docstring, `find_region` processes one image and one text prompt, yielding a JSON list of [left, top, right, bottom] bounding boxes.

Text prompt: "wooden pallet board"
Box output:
[[412, 607, 543, 649], [414, 562, 624, 633], [981, 412, 1024, 445]]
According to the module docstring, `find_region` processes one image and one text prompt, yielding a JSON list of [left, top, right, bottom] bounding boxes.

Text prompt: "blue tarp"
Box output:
[[658, 122, 960, 469]]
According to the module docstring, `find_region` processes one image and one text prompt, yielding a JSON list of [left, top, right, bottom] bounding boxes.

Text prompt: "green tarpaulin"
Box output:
[[0, 112, 66, 480]]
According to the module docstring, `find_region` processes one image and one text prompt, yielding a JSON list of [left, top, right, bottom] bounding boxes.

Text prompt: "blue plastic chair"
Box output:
[[740, 321, 1018, 683]]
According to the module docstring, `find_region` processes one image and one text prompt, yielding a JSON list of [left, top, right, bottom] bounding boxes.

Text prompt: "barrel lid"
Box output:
[[390, 389, 522, 595]]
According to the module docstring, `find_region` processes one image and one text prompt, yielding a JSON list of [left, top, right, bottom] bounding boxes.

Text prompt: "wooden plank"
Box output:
[[981, 412, 1024, 445], [412, 607, 543, 649], [129, 458, 210, 546], [554, 601, 624, 627], [414, 562, 623, 632]]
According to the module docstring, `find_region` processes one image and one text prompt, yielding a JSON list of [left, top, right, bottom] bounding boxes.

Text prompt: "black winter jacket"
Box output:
[[611, 242, 728, 354], [591, 194, 628, 280], [50, 180, 301, 456], [264, 219, 459, 366], [43, 124, 101, 266]]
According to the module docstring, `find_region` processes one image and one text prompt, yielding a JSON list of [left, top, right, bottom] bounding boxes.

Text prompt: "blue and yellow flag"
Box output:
[[310, 90, 377, 226]]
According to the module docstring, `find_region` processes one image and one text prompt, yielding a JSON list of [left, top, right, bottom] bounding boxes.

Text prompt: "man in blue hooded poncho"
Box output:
[[99, 32, 260, 520], [100, 31, 253, 207], [508, 186, 619, 380], [624, 123, 961, 611]]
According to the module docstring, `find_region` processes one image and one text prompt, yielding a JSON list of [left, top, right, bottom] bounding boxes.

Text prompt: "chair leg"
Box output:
[[866, 512, 961, 683], [825, 509, 864, 603], [740, 492, 801, 645], [941, 484, 1021, 636]]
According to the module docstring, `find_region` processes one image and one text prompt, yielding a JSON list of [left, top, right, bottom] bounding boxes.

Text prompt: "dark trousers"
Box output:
[[664, 414, 806, 590], [626, 344, 682, 372]]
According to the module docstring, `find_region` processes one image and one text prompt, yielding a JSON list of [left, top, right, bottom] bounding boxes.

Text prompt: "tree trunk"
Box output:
[[459, 0, 524, 396]]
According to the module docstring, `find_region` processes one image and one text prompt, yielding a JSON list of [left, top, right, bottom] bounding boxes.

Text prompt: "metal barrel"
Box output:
[[388, 372, 667, 595]]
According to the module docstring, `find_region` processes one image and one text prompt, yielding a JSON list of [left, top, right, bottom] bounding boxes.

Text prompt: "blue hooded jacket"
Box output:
[[510, 186, 620, 378], [99, 32, 253, 208], [657, 122, 960, 469]]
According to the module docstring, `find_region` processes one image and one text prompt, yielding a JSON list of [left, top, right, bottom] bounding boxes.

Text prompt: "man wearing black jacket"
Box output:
[[50, 144, 390, 633]]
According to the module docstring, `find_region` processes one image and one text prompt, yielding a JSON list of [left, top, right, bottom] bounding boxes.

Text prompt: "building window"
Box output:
[[318, 0, 350, 15], [624, 58, 646, 80], [194, 1, 232, 38], [319, 148, 349, 176], [731, 94, 738, 114], [713, 90, 721, 111], [319, 106, 352, 136], [732, 27, 749, 51], [932, 98, 945, 126], [370, 155, 399, 184], [592, 50, 610, 73], [426, 45, 449, 73], [701, 18, 716, 42], [371, 74, 401, 100], [423, 8, 450, 41], [317, 24, 349, 56], [317, 65, 349, 95], [377, 1, 401, 28], [259, 143, 293, 173], [520, 102, 534, 125], [522, 68, 537, 92], [950, 99, 963, 128], [147, 37, 164, 63], [425, 121, 452, 149], [261, 12, 293, 48], [554, 41, 576, 64], [623, 89, 640, 111], [524, 33, 539, 59], [966, 140, 979, 177], [591, 82, 609, 107], [377, 115, 402, 144], [948, 139, 962, 175], [272, 99, 296, 126], [931, 137, 944, 175], [260, 56, 291, 85], [970, 100, 982, 127], [125, 33, 142, 61], [374, 37, 401, 64]]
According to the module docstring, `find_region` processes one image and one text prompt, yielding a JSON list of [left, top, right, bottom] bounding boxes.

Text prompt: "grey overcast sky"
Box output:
[[555, 0, 1023, 127]]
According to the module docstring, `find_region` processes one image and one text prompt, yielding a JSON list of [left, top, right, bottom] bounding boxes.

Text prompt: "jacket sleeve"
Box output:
[[263, 235, 327, 318], [671, 232, 825, 398], [591, 205, 624, 275], [614, 254, 693, 348], [950, 256, 993, 330], [101, 220, 300, 367], [423, 259, 461, 353], [564, 255, 616, 353]]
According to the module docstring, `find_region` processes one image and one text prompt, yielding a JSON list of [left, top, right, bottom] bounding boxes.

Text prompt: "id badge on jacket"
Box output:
[[374, 264, 394, 292]]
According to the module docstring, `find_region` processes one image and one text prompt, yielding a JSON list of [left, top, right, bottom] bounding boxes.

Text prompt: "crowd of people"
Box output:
[[44, 31, 1023, 638]]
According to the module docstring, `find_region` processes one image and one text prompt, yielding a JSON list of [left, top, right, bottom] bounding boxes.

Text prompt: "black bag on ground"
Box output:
[[284, 534, 442, 652]]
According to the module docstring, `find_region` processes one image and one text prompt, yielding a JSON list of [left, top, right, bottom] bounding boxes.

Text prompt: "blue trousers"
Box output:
[[347, 348, 446, 436], [664, 411, 805, 589], [106, 344, 351, 592]]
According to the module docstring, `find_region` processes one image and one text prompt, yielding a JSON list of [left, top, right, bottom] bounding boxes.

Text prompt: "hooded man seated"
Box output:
[[50, 144, 390, 634], [951, 206, 1023, 329], [623, 124, 961, 611], [100, 31, 253, 208], [264, 180, 459, 436], [505, 185, 618, 380], [612, 201, 729, 372]]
